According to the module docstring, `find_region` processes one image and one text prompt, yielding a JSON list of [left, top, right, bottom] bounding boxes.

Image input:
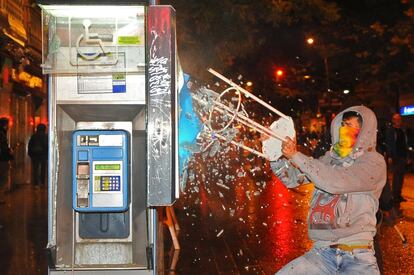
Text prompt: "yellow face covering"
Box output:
[[333, 125, 360, 158]]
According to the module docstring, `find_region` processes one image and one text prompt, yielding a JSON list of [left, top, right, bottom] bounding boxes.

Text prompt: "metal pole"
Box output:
[[149, 0, 159, 5], [192, 95, 286, 141], [214, 132, 270, 160], [208, 68, 289, 120], [323, 56, 330, 92]]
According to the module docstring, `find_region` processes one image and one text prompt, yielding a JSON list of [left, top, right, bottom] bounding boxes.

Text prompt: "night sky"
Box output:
[[162, 0, 413, 119]]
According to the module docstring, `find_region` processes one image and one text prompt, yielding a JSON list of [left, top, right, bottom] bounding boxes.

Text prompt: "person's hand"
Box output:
[[282, 136, 297, 159]]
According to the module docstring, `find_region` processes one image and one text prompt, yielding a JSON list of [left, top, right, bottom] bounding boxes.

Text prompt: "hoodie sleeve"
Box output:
[[270, 158, 310, 188], [291, 151, 386, 194]]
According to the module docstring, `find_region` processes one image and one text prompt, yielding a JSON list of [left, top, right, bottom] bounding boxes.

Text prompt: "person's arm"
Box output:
[[270, 159, 309, 188], [270, 136, 313, 188], [290, 151, 386, 194]]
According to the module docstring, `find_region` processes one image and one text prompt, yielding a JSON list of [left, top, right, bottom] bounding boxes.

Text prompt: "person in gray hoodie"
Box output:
[[271, 106, 386, 275]]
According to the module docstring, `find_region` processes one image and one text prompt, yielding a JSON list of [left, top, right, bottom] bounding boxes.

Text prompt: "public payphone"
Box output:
[[38, 1, 179, 274], [73, 130, 129, 212]]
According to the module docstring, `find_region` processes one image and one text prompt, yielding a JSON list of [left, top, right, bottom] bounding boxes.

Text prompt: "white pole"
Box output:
[[214, 132, 270, 160], [208, 68, 289, 120], [213, 100, 286, 142], [192, 95, 286, 142]]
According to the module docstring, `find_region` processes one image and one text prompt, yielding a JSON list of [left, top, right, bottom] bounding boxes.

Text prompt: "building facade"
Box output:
[[0, 0, 46, 186]]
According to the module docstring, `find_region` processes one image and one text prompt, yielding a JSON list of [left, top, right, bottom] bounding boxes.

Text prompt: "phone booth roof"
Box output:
[[36, 0, 149, 5]]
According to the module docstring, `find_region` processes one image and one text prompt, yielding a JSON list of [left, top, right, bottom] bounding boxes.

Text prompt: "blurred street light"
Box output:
[[275, 68, 284, 82], [276, 69, 284, 77], [343, 89, 350, 94], [275, 68, 285, 81], [246, 81, 253, 87], [306, 37, 314, 45]]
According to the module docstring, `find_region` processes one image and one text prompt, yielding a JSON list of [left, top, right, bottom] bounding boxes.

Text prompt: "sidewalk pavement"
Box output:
[[165, 163, 414, 274], [378, 172, 414, 274], [0, 184, 48, 275], [0, 165, 413, 274]]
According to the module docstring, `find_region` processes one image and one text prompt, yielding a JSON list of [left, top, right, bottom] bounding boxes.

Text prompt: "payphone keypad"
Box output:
[[99, 176, 121, 191]]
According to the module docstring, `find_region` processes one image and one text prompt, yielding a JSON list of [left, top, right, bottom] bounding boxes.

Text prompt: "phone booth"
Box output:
[[37, 1, 178, 274]]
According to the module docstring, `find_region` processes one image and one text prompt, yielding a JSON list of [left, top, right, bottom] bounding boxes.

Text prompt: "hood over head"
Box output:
[[331, 105, 377, 153]]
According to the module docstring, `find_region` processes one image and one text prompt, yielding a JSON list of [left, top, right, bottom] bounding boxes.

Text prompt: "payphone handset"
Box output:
[[72, 130, 129, 212]]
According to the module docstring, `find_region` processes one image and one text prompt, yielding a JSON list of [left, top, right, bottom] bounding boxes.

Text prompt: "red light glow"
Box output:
[[276, 69, 284, 77]]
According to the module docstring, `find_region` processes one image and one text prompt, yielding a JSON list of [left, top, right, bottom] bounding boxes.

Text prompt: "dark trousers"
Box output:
[[0, 161, 10, 187], [392, 157, 406, 200], [31, 158, 47, 186]]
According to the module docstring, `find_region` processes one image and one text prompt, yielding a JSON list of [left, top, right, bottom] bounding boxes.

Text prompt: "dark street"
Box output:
[[1, 160, 414, 274], [0, 184, 48, 275], [164, 154, 414, 274]]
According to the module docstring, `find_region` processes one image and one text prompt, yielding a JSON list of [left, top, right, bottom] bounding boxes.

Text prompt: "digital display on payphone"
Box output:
[[72, 130, 129, 212], [95, 164, 121, 170]]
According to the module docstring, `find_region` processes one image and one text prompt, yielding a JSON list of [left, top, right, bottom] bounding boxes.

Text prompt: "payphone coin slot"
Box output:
[[76, 162, 90, 208], [76, 162, 90, 180]]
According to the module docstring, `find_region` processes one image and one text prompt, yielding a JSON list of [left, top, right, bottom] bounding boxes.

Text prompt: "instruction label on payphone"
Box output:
[[72, 130, 129, 212]]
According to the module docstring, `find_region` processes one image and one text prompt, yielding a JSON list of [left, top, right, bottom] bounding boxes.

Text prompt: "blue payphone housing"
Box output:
[[73, 130, 129, 212]]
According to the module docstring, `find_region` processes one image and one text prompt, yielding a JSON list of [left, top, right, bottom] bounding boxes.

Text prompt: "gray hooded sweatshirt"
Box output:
[[271, 106, 386, 245]]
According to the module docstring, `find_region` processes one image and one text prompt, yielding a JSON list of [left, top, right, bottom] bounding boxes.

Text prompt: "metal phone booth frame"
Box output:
[[37, 1, 178, 274]]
